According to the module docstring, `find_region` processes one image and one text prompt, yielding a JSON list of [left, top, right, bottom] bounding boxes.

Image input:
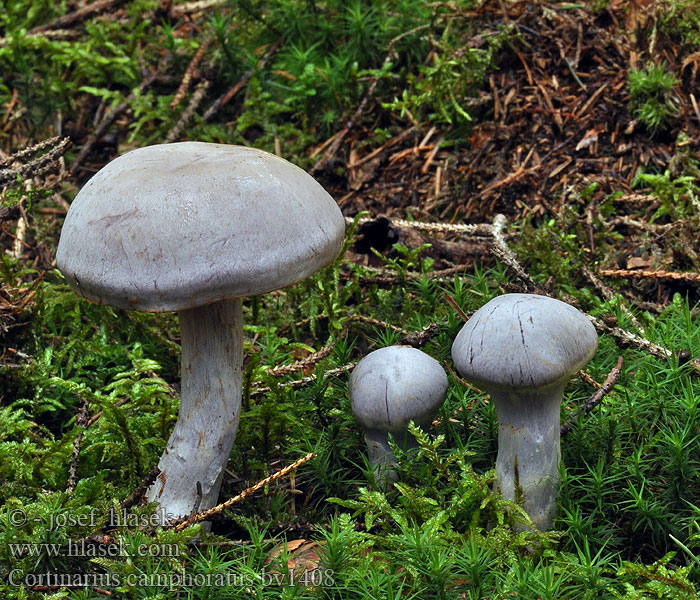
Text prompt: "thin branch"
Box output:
[[561, 356, 624, 435], [169, 452, 315, 531], [599, 268, 700, 284]]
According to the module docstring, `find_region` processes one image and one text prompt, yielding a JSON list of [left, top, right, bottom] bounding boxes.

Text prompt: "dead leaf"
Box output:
[[626, 256, 652, 269], [576, 129, 599, 152]]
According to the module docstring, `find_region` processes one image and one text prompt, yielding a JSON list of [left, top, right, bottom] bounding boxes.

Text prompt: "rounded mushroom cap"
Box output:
[[451, 293, 598, 392], [56, 142, 345, 312], [349, 346, 448, 433]]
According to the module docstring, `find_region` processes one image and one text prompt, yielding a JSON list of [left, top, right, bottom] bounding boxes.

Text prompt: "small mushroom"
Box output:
[[349, 345, 448, 487], [56, 142, 345, 523], [451, 293, 597, 530]]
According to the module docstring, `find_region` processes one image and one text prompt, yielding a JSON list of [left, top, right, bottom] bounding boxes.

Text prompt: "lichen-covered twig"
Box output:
[[491, 213, 540, 291], [345, 215, 492, 236], [0, 136, 71, 188], [581, 265, 645, 334], [599, 268, 700, 284]]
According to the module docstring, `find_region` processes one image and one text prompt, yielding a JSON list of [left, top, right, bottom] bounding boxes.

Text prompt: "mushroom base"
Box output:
[[146, 298, 243, 524], [492, 388, 562, 531], [364, 427, 422, 490]]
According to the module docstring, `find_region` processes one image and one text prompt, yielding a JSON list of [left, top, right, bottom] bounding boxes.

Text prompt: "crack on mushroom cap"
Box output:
[[56, 142, 346, 312], [451, 293, 598, 392], [349, 346, 448, 433]]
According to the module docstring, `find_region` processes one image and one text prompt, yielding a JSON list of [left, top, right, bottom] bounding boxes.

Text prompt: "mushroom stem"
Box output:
[[363, 427, 419, 486], [492, 386, 562, 532], [146, 298, 243, 523]]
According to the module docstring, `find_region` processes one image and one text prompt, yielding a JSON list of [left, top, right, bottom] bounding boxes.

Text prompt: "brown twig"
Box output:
[[491, 213, 540, 292], [29, 0, 128, 34], [251, 363, 357, 398], [169, 452, 315, 531], [345, 215, 493, 236], [581, 265, 645, 334], [599, 268, 700, 284], [561, 356, 624, 435], [349, 314, 407, 334], [165, 80, 211, 143], [85, 397, 130, 429], [444, 292, 470, 321], [170, 40, 211, 110]]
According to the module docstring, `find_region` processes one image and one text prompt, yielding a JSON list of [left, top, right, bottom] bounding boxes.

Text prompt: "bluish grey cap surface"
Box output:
[[451, 293, 598, 391], [56, 142, 346, 312], [350, 345, 448, 432]]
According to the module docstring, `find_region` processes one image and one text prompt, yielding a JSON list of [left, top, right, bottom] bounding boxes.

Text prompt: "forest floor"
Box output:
[[3, 0, 700, 598]]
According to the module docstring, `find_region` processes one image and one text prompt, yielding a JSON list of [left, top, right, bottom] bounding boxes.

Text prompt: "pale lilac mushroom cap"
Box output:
[[452, 293, 598, 393], [350, 345, 448, 487], [56, 142, 345, 312], [451, 293, 598, 531], [56, 142, 346, 523]]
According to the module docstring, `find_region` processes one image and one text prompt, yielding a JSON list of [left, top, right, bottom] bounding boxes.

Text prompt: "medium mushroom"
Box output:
[[451, 293, 597, 530], [349, 345, 448, 487], [56, 142, 345, 523]]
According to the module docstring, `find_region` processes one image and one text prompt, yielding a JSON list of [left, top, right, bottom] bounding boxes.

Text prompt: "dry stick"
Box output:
[[349, 314, 407, 334], [581, 265, 645, 334], [353, 263, 474, 285], [250, 322, 443, 397], [265, 338, 335, 378], [201, 40, 281, 122], [0, 137, 72, 187], [171, 40, 211, 110], [399, 322, 442, 347], [444, 292, 470, 321], [169, 452, 315, 532], [345, 215, 493, 236], [561, 356, 624, 435], [0, 136, 68, 169], [28, 0, 127, 34], [491, 213, 539, 291], [599, 268, 700, 284], [165, 80, 211, 143], [251, 363, 357, 398], [85, 397, 130, 429]]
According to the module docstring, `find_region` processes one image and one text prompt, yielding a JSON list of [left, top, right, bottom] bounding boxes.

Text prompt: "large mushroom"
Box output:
[[451, 293, 598, 530], [349, 345, 448, 488], [56, 142, 345, 523]]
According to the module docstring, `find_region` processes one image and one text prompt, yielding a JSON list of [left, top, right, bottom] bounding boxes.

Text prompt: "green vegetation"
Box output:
[[2, 0, 700, 598], [628, 63, 679, 136]]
